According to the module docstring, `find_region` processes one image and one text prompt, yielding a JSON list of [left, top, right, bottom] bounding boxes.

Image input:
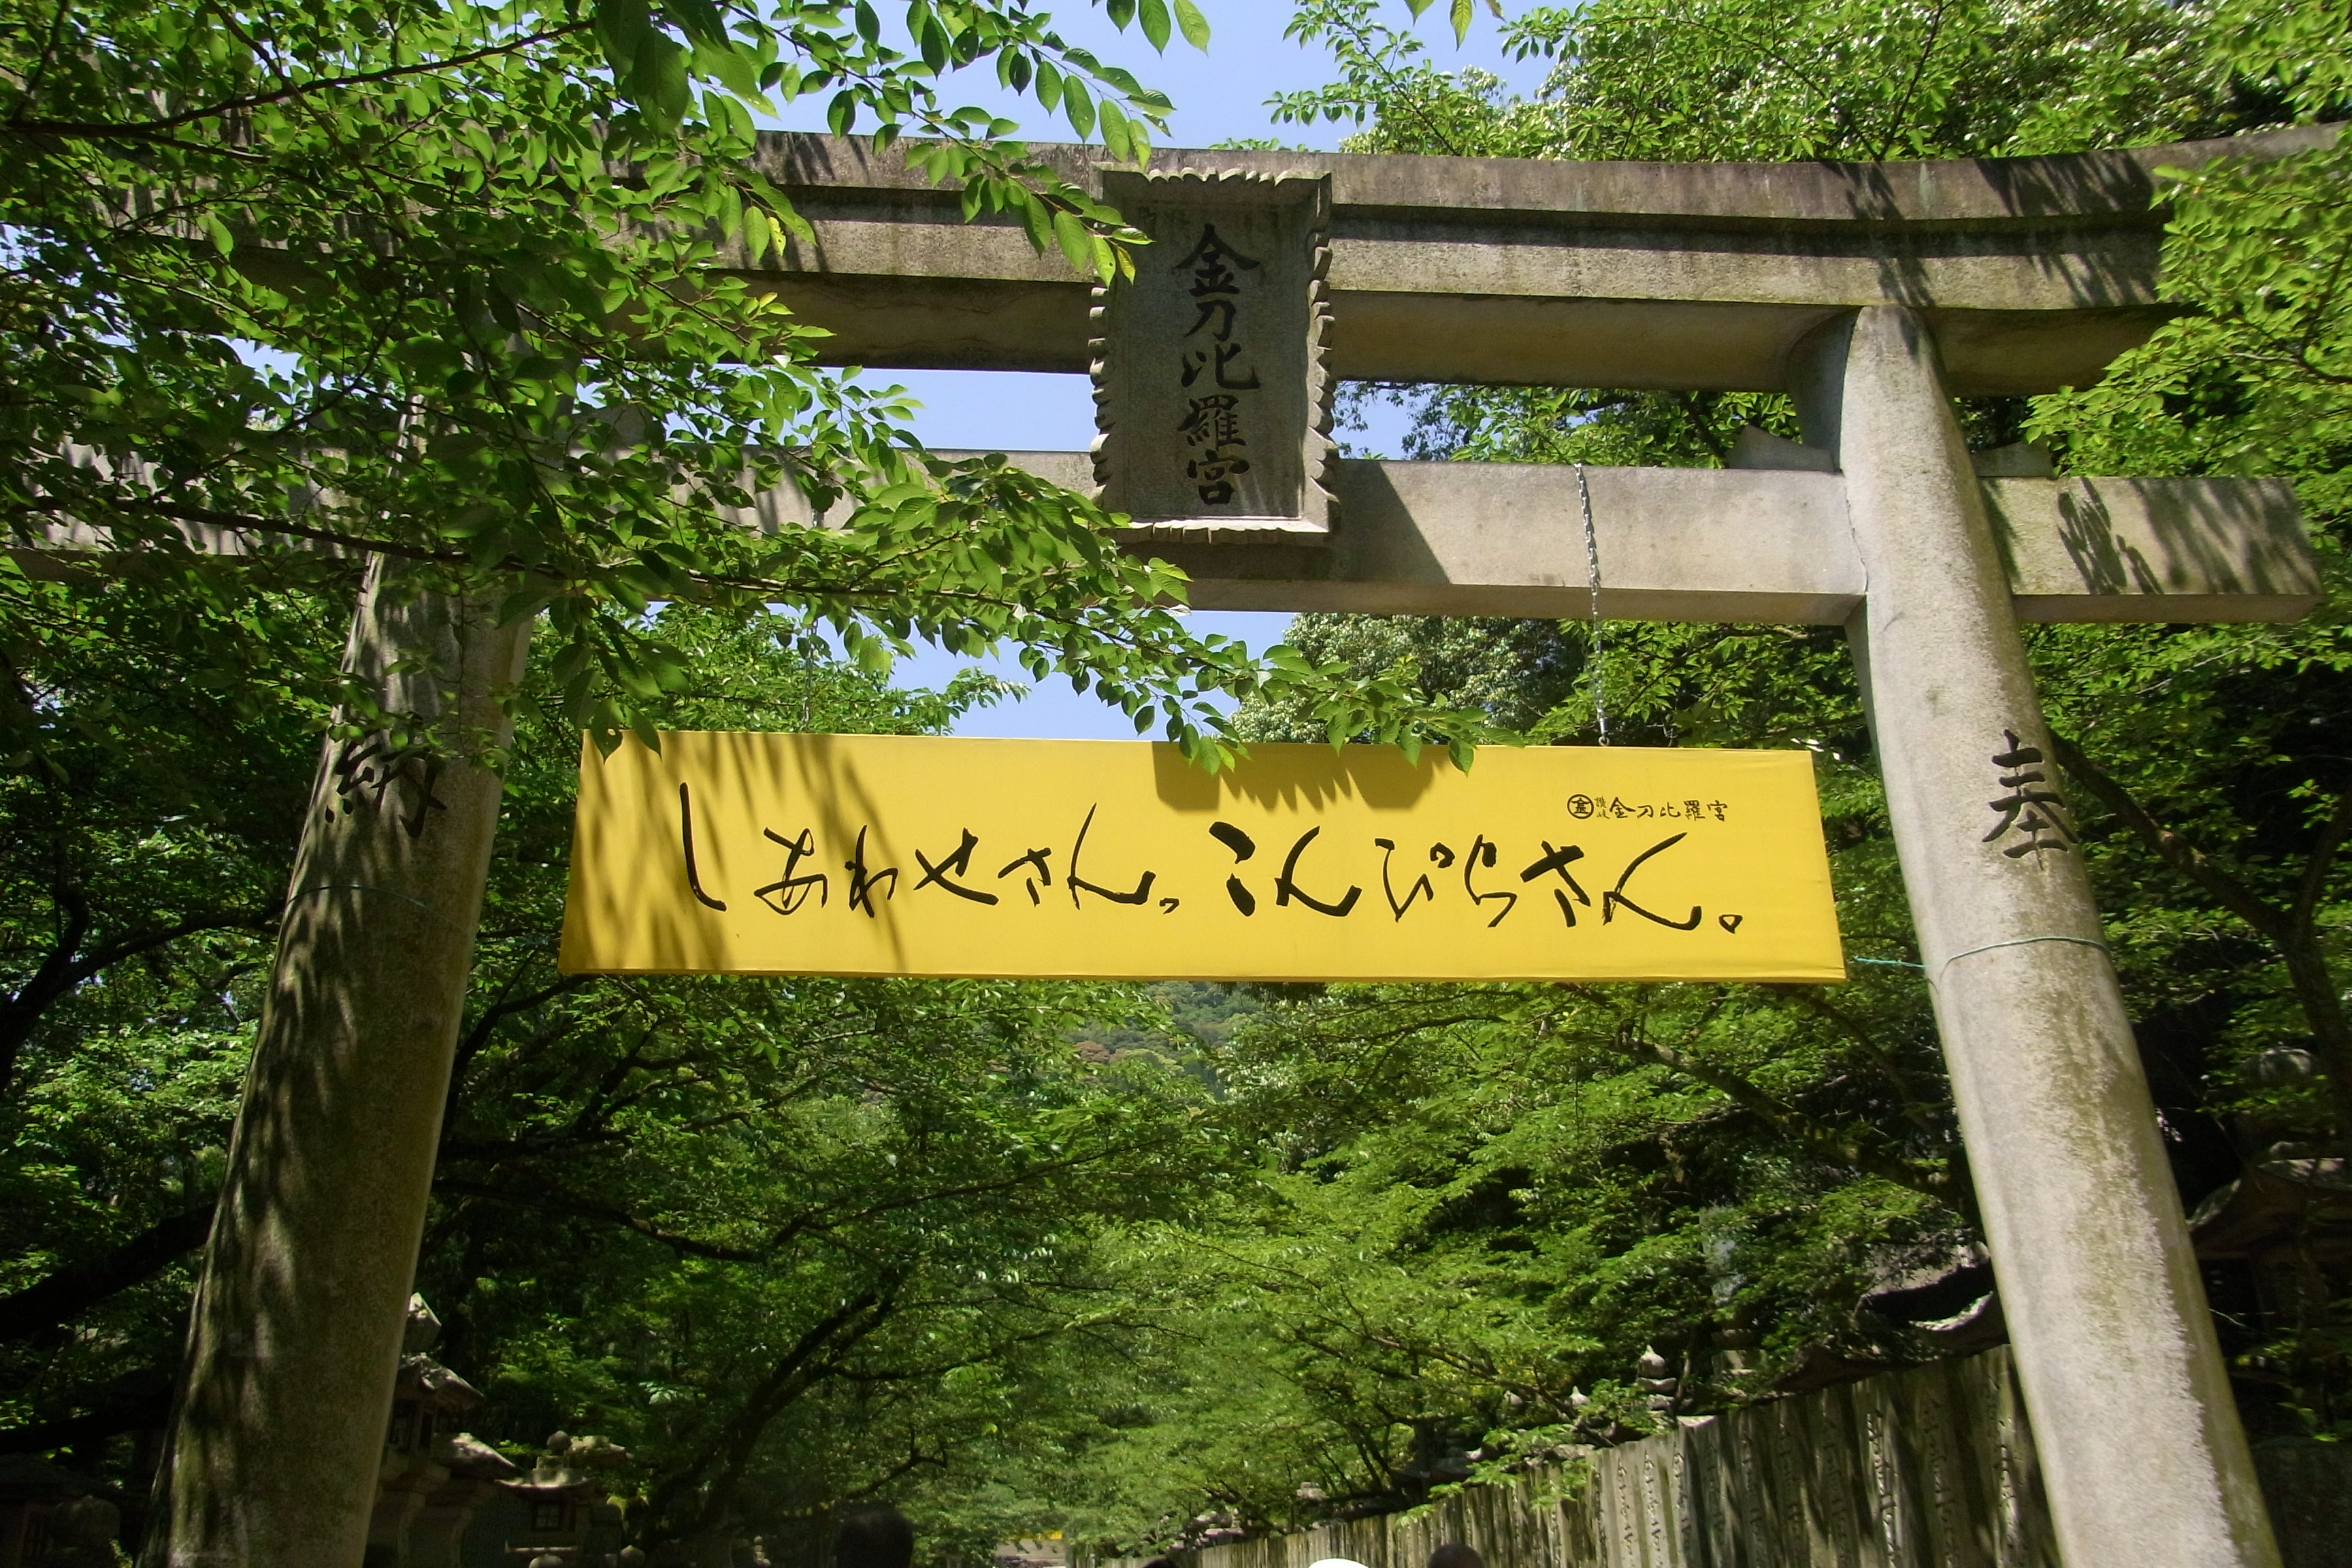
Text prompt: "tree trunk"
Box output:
[[147, 560, 530, 1567], [2277, 934, 2352, 1143]]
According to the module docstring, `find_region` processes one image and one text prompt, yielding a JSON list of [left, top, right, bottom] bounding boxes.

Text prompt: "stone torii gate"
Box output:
[[734, 125, 2328, 1568], [150, 124, 2336, 1566]]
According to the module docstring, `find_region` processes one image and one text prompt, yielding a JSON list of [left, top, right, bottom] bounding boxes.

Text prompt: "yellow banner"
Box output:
[[559, 734, 1845, 983]]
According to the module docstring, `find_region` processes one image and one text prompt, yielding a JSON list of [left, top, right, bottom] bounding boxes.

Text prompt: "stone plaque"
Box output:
[[1091, 171, 1337, 535]]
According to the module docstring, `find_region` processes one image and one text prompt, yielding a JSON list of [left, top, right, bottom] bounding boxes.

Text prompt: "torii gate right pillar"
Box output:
[[1797, 305, 2279, 1567]]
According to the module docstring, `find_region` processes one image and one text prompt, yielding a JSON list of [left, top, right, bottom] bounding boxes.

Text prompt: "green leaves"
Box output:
[[593, 0, 688, 132], [1061, 74, 1097, 138], [0, 0, 1474, 782], [1101, 0, 1204, 53], [405, 657, 1233, 1525], [1260, 0, 2352, 1464], [1098, 98, 1139, 162], [1051, 207, 1096, 273], [1403, 0, 1499, 44], [1175, 0, 1211, 51], [1307, 0, 2247, 163], [2208, 0, 2352, 120]]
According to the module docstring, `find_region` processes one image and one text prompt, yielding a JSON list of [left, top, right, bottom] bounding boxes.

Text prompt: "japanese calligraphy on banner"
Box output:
[[559, 734, 1845, 983]]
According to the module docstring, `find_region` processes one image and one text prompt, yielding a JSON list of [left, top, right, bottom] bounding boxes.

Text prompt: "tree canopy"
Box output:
[[1, 0, 1459, 766], [1228, 0, 2352, 1495]]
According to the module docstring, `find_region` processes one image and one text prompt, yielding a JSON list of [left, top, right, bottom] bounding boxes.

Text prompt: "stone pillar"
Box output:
[[1791, 306, 2277, 1568], [153, 561, 531, 1567]]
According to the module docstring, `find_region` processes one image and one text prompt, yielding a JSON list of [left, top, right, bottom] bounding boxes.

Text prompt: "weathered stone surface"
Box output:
[[729, 124, 2339, 393], [1167, 466, 2315, 622], [160, 566, 532, 1568], [1797, 306, 2277, 1568], [721, 455, 2316, 626], [1162, 461, 1856, 621], [1987, 475, 2315, 623], [35, 448, 2311, 628]]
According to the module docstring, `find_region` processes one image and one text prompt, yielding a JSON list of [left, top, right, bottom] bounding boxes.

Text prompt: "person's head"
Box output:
[[1428, 1545, 1484, 1568], [835, 1506, 916, 1568]]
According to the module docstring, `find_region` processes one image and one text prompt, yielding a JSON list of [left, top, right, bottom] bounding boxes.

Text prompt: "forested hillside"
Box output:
[[3, 0, 2348, 1559]]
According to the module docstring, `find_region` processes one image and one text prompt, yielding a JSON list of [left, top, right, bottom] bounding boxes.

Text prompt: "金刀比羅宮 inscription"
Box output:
[[1090, 172, 1335, 530], [1176, 224, 1262, 505]]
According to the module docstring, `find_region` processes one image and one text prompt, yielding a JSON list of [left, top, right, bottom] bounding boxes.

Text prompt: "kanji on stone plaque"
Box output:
[[1089, 170, 1337, 533]]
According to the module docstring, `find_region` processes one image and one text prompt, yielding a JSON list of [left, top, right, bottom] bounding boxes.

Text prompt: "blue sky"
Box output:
[[793, 2, 1549, 737]]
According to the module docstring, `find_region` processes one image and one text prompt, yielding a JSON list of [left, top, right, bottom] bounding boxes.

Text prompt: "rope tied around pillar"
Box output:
[[1576, 461, 1610, 744], [1932, 933, 2110, 983]]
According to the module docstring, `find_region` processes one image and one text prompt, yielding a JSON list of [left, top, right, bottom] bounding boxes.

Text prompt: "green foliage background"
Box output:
[[3, 0, 2351, 1558]]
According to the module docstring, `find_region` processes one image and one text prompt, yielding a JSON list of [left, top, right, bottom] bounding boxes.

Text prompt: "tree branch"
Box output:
[[1567, 991, 1961, 1208], [0, 1204, 216, 1341], [2292, 787, 2352, 934], [2048, 734, 2288, 941], [440, 970, 596, 1138], [0, 1367, 175, 1452], [428, 1175, 768, 1262], [2, 23, 591, 141], [654, 1286, 899, 1540], [1674, 393, 1729, 464], [2, 904, 273, 1097], [2054, 732, 2352, 1141]]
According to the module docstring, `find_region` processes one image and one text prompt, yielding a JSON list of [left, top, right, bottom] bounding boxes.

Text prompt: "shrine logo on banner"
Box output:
[[559, 734, 1846, 983]]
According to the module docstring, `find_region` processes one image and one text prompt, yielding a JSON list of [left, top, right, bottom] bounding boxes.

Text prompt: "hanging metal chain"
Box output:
[[1576, 461, 1610, 744]]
